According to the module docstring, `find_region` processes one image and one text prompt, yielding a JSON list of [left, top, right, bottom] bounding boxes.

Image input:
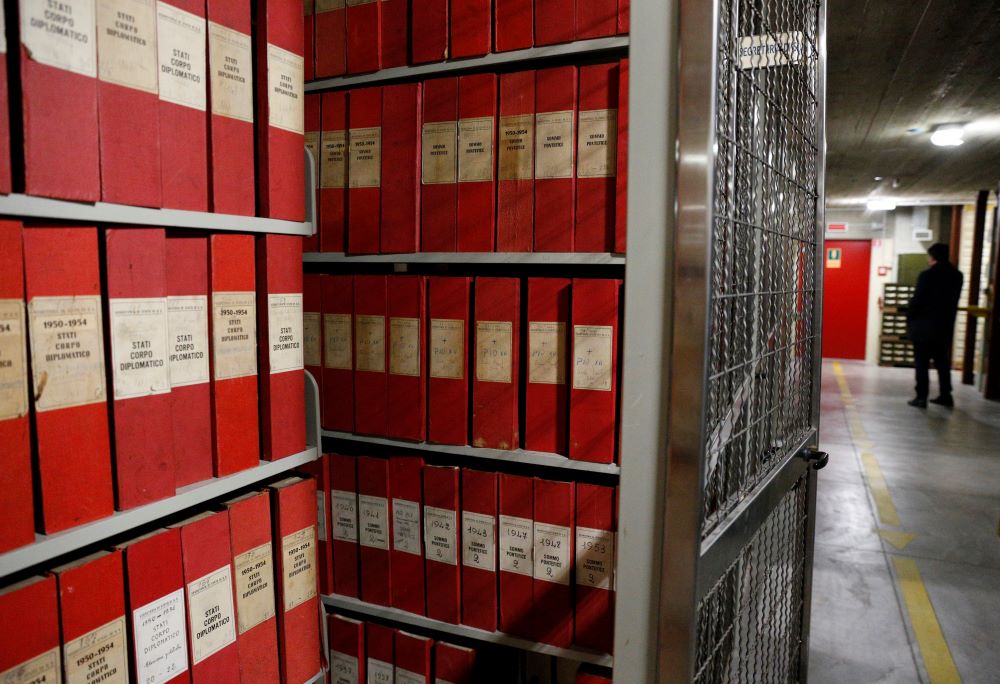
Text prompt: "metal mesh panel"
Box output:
[[694, 473, 810, 684], [704, 0, 822, 534]]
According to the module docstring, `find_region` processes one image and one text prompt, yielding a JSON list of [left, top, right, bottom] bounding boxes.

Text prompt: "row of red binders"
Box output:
[[305, 274, 623, 462], [304, 0, 629, 78], [0, 478, 321, 684], [304, 60, 630, 254], [0, 0, 304, 219], [0, 222, 305, 551], [310, 453, 618, 653]]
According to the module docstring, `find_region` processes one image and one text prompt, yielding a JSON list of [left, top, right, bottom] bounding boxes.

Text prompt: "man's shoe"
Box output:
[[929, 395, 954, 408], [908, 398, 927, 408]]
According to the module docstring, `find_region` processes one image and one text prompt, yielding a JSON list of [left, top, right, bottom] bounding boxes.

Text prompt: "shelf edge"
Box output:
[[303, 252, 625, 265]]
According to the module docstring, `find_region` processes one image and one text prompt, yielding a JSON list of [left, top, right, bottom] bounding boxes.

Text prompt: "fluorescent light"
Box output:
[[930, 123, 965, 147], [866, 199, 896, 211]]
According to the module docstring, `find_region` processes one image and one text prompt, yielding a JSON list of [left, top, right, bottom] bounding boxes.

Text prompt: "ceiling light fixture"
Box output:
[[930, 123, 965, 147], [866, 199, 896, 212]]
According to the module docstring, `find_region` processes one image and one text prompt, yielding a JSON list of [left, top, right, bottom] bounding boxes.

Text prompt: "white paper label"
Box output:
[[21, 0, 97, 77], [266, 42, 304, 134], [0, 5, 5, 54], [367, 659, 393, 684], [97, 0, 158, 93], [534, 110, 574, 179], [462, 511, 495, 571], [738, 31, 806, 69], [167, 295, 209, 388], [499, 515, 532, 576], [498, 113, 533, 181], [396, 669, 425, 684], [320, 130, 348, 189], [576, 527, 615, 590], [330, 651, 358, 684], [303, 312, 322, 366], [332, 490, 359, 542], [573, 325, 613, 391], [187, 564, 237, 664], [355, 315, 385, 373], [475, 320, 512, 383], [0, 647, 60, 684], [421, 120, 458, 185], [358, 494, 389, 550], [109, 297, 171, 400], [389, 316, 419, 377], [281, 525, 318, 611], [458, 116, 494, 182], [63, 616, 127, 684], [268, 293, 304, 374], [348, 127, 381, 188], [577, 109, 618, 178], [392, 499, 421, 555], [528, 321, 566, 385], [233, 541, 276, 634], [156, 2, 205, 109], [28, 295, 106, 412], [317, 490, 329, 541], [324, 313, 352, 370], [132, 587, 189, 684], [423, 506, 457, 566], [208, 21, 253, 122], [0, 300, 28, 421], [533, 522, 571, 585], [429, 318, 463, 380], [212, 291, 256, 380]]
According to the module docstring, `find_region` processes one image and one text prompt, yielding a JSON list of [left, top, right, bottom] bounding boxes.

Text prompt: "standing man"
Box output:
[[907, 243, 964, 408]]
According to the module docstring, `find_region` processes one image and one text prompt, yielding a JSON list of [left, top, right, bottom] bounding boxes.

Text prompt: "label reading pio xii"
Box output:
[[430, 318, 463, 380], [528, 321, 566, 385], [323, 313, 352, 370], [573, 325, 613, 391], [475, 321, 512, 383], [355, 315, 385, 372], [303, 312, 322, 367], [389, 317, 419, 377]]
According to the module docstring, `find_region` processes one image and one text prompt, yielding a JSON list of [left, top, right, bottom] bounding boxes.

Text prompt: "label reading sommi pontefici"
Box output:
[[392, 498, 421, 555], [132, 587, 189, 684], [0, 300, 28, 421], [462, 511, 495, 571], [332, 490, 359, 542], [28, 295, 106, 412], [212, 291, 256, 380], [109, 297, 171, 400], [63, 615, 127, 684], [498, 515, 532, 576], [424, 506, 457, 566], [358, 494, 388, 549], [281, 526, 317, 611], [187, 564, 237, 664], [267, 293, 303, 374], [233, 542, 276, 634], [533, 522, 570, 586], [576, 527, 615, 590]]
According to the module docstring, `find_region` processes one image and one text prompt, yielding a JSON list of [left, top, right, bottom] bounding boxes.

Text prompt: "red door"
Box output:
[[822, 239, 872, 360]]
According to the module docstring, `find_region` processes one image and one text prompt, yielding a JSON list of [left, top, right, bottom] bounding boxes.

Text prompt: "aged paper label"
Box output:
[[458, 116, 494, 182], [475, 321, 512, 384], [738, 31, 805, 69], [28, 295, 106, 412], [316, 0, 347, 11], [392, 498, 421, 554], [156, 2, 206, 110], [303, 312, 322, 366], [323, 313, 352, 370], [462, 511, 495, 571], [389, 316, 419, 377], [132, 587, 189, 684], [63, 616, 127, 684], [281, 525, 318, 611], [498, 114, 533, 180], [573, 325, 613, 391], [0, 300, 28, 421], [331, 490, 359, 542], [208, 21, 253, 122], [266, 42, 304, 134], [267, 293, 303, 374], [305, 131, 320, 181], [0, 647, 60, 684], [97, 0, 158, 93], [321, 130, 348, 188], [367, 658, 394, 683], [577, 109, 617, 178], [528, 321, 566, 385], [187, 564, 237, 664], [109, 297, 171, 400], [533, 522, 570, 585], [429, 318, 463, 380], [423, 506, 457, 565], [576, 527, 615, 590], [349, 127, 381, 188], [212, 291, 257, 380], [21, 0, 97, 77], [396, 670, 426, 684], [355, 315, 385, 372], [167, 295, 209, 388], [330, 651, 358, 684], [421, 121, 458, 185], [358, 494, 389, 549], [316, 491, 328, 541], [534, 110, 574, 179], [233, 541, 276, 633], [346, 0, 375, 5], [498, 515, 532, 576]]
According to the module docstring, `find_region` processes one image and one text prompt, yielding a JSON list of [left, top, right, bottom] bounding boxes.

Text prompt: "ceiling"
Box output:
[[826, 0, 1000, 206]]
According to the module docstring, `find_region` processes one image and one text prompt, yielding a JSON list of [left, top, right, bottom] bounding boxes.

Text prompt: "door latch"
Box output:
[[798, 447, 829, 470]]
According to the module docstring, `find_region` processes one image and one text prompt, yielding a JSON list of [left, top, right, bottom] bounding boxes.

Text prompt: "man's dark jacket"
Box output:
[[907, 261, 964, 343]]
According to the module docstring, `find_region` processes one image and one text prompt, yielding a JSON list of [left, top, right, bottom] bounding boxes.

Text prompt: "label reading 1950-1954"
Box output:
[[28, 295, 106, 413], [212, 291, 256, 380]]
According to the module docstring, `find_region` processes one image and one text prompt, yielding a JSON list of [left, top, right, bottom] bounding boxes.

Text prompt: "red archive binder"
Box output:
[[389, 455, 427, 614], [322, 274, 355, 431], [423, 464, 461, 624], [0, 576, 60, 683], [436, 642, 476, 683], [304, 0, 315, 80], [495, 0, 532, 52], [348, 87, 382, 254], [366, 623, 396, 682], [525, 277, 570, 454], [411, 0, 448, 63], [394, 631, 433, 681], [461, 468, 498, 631], [358, 456, 392, 606], [354, 275, 388, 436], [615, 58, 629, 254], [421, 77, 460, 251], [304, 274, 324, 406], [618, 0, 629, 34], [166, 234, 213, 488], [576, 0, 616, 39], [346, 0, 380, 74], [381, 83, 423, 254], [457, 73, 497, 252], [576, 62, 620, 252], [24, 227, 114, 532], [387, 276, 426, 441], [534, 66, 577, 252], [381, 0, 408, 67], [577, 666, 613, 683], [329, 613, 366, 682], [472, 277, 520, 450], [498, 473, 533, 637], [320, 90, 349, 252], [575, 483, 616, 653], [315, 0, 347, 77], [303, 454, 335, 595], [451, 0, 490, 58], [305, 94, 322, 252], [533, 478, 574, 648], [534, 0, 574, 46], [496, 70, 535, 252], [427, 276, 471, 445], [330, 454, 361, 597]]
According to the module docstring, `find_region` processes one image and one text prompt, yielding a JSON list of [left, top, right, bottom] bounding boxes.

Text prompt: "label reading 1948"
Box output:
[[424, 506, 457, 565], [462, 511, 495, 571]]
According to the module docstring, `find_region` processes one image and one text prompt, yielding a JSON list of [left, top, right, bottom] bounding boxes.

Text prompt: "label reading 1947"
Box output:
[[212, 291, 257, 381], [498, 515, 532, 576], [267, 293, 303, 374], [233, 542, 276, 634], [109, 297, 171, 400], [0, 300, 28, 421]]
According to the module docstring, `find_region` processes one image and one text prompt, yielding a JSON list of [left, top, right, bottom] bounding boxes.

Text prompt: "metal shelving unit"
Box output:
[[305, 251, 624, 265]]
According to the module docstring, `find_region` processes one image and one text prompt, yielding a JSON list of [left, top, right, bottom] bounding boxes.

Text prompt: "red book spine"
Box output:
[[328, 614, 366, 682], [176, 511, 240, 682], [615, 58, 629, 254], [461, 469, 498, 631], [358, 456, 392, 606], [257, 235, 306, 460], [494, 0, 532, 52], [533, 478, 574, 647], [496, 71, 535, 252], [570, 278, 621, 463], [104, 227, 174, 509], [15, 1, 100, 200], [457, 73, 497, 252], [575, 483, 616, 653], [305, 0, 315, 80], [330, 454, 361, 597], [394, 631, 433, 680], [320, 91, 348, 252], [421, 77, 459, 251], [321, 274, 355, 430], [256, 0, 306, 221], [450, 0, 490, 58], [381, 83, 422, 254], [389, 455, 426, 614], [381, 0, 409, 67], [423, 464, 461, 624], [427, 276, 471, 445], [207, 0, 256, 216], [166, 234, 212, 488], [575, 62, 619, 252], [618, 0, 629, 34], [577, 668, 613, 683], [315, 0, 347, 77], [411, 0, 448, 63], [498, 473, 533, 637], [304, 273, 324, 400], [387, 276, 427, 440], [23, 227, 113, 532], [525, 277, 570, 454], [534, 0, 574, 46], [0, 576, 60, 683], [472, 277, 520, 450], [576, 0, 615, 39], [225, 491, 281, 684], [270, 477, 322, 684], [346, 0, 381, 73], [303, 454, 334, 594], [54, 551, 128, 684], [348, 87, 382, 254], [157, 0, 209, 210], [436, 643, 476, 683], [120, 528, 191, 684], [0, 221, 33, 552], [534, 66, 577, 251], [353, 275, 388, 435], [305, 94, 322, 252], [209, 234, 260, 476], [365, 622, 396, 682]]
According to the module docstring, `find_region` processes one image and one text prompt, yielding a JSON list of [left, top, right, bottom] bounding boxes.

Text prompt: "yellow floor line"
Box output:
[[860, 451, 901, 527], [892, 557, 963, 683]]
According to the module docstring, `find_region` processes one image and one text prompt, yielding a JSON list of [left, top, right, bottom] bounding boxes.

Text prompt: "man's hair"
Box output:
[[928, 243, 950, 263]]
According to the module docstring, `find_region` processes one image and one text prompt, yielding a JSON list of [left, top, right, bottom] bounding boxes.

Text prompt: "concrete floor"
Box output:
[[810, 360, 1000, 684]]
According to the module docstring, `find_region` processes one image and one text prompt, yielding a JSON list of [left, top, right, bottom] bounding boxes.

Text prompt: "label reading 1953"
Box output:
[[575, 526, 615, 590]]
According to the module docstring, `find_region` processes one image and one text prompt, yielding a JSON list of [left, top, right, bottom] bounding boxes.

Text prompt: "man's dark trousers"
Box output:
[[910, 322, 952, 400]]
